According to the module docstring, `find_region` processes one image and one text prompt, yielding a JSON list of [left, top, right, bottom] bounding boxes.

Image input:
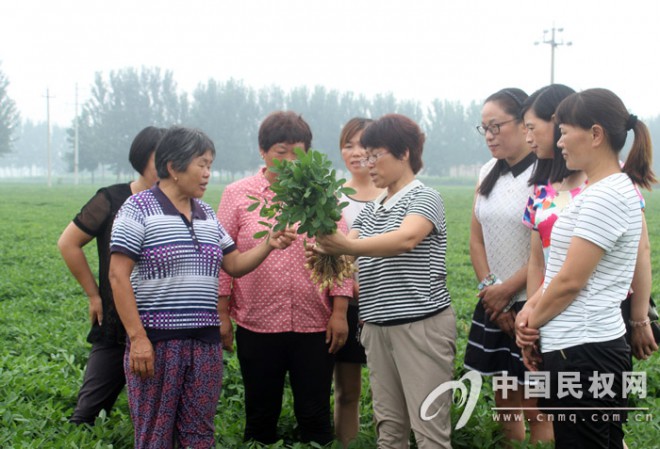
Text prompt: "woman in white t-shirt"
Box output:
[[333, 117, 383, 448], [519, 88, 656, 448]]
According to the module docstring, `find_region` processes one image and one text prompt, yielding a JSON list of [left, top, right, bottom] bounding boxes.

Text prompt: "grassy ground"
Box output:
[[0, 183, 658, 448]]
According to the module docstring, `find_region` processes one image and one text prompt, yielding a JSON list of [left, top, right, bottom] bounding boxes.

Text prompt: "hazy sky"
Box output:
[[1, 0, 659, 126]]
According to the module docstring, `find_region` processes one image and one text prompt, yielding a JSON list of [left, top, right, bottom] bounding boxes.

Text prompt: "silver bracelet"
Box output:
[[629, 318, 651, 328]]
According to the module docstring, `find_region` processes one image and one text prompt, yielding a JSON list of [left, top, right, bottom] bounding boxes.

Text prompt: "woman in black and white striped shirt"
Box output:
[[314, 114, 456, 449], [519, 88, 656, 448]]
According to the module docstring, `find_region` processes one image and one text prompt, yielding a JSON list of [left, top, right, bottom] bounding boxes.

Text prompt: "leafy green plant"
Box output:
[[247, 148, 357, 289]]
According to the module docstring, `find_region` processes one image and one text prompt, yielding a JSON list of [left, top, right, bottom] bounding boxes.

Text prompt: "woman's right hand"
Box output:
[[219, 313, 235, 352], [129, 336, 155, 378], [630, 324, 658, 360], [521, 344, 542, 371], [515, 304, 540, 348], [479, 283, 512, 320], [88, 294, 103, 326]]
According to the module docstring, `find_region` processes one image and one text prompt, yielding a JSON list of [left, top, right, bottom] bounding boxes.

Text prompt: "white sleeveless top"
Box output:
[[474, 157, 534, 304]]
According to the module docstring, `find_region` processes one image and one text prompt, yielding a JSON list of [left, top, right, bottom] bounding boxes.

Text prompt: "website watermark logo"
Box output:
[[420, 370, 482, 430], [421, 370, 652, 430]]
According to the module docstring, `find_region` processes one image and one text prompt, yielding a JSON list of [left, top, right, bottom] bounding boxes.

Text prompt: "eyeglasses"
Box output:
[[359, 152, 388, 167], [476, 119, 517, 136]]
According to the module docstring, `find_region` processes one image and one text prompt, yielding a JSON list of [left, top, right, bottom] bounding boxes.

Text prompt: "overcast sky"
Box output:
[[1, 0, 659, 126]]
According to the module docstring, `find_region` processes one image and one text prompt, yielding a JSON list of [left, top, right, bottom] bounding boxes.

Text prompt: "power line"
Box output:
[[535, 26, 572, 84]]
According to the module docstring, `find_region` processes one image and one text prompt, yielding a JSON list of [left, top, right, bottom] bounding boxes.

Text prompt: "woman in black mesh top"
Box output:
[[58, 126, 165, 424]]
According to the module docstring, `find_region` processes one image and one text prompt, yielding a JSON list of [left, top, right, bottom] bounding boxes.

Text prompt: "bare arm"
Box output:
[[469, 199, 490, 282], [218, 295, 234, 352], [316, 214, 434, 258], [528, 236, 605, 329], [58, 222, 103, 325], [326, 296, 349, 354], [629, 215, 658, 359], [527, 232, 545, 298], [221, 230, 297, 277], [109, 253, 154, 378]]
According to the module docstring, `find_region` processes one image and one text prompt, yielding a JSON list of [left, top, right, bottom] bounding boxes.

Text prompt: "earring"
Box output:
[[174, 177, 178, 182]]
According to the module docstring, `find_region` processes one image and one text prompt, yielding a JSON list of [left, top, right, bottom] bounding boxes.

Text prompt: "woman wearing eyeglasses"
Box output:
[[313, 114, 456, 448], [463, 88, 545, 446]]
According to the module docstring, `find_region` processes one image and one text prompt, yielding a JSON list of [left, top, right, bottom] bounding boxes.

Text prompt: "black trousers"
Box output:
[[235, 326, 335, 445], [69, 342, 126, 424], [542, 337, 631, 449]]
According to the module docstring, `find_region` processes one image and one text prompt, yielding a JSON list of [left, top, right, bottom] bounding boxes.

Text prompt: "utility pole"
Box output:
[[44, 88, 54, 187], [535, 26, 572, 84], [74, 83, 79, 185]]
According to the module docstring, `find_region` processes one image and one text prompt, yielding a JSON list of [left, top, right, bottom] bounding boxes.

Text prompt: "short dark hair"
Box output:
[[129, 126, 166, 175], [360, 114, 425, 174], [521, 84, 576, 186], [339, 117, 373, 150], [155, 126, 215, 179], [258, 111, 312, 152]]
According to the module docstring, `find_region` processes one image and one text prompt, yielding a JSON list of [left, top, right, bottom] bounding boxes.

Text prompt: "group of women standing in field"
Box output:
[[58, 84, 656, 449], [467, 85, 657, 449]]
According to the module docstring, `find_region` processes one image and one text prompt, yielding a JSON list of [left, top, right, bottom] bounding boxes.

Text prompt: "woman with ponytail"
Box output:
[[463, 88, 547, 446], [518, 88, 656, 448]]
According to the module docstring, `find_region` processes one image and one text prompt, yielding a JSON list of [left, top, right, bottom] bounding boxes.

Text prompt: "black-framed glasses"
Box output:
[[359, 151, 388, 167], [476, 119, 517, 136]]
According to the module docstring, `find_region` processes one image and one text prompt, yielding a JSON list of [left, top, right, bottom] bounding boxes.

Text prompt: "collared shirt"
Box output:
[[110, 184, 236, 336], [217, 168, 354, 333], [352, 179, 451, 324], [475, 157, 534, 304]]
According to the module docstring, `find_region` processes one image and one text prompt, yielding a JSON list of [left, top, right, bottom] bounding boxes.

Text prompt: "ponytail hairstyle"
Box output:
[[521, 84, 577, 186], [478, 88, 529, 197], [554, 88, 656, 190]]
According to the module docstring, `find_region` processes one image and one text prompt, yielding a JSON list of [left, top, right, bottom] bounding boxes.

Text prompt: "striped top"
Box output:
[[540, 173, 642, 352], [110, 185, 236, 334], [352, 180, 451, 324]]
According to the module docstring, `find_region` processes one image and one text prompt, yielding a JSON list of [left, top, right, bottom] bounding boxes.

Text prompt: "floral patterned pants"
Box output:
[[124, 339, 222, 449]]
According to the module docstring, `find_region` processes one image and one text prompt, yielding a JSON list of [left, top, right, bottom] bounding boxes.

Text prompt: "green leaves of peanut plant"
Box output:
[[248, 148, 355, 239]]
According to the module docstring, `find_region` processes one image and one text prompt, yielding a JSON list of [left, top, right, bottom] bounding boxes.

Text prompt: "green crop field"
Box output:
[[1, 183, 658, 448]]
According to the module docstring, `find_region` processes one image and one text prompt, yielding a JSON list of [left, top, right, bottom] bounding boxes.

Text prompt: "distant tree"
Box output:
[[288, 86, 344, 164], [0, 120, 68, 176], [189, 78, 260, 176], [424, 100, 485, 176], [256, 85, 287, 118], [0, 63, 20, 156], [73, 67, 188, 177]]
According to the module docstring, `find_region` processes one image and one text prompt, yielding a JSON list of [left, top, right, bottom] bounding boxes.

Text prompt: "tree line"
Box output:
[[71, 67, 487, 177], [2, 65, 659, 179]]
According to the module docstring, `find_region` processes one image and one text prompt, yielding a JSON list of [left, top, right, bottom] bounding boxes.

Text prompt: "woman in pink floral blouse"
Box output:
[[216, 111, 352, 446]]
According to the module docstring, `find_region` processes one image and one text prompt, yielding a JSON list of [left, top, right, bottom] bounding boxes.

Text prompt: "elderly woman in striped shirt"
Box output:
[[314, 113, 456, 449], [109, 126, 295, 449]]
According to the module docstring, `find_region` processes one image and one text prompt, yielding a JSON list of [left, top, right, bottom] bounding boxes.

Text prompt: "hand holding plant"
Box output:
[[248, 148, 357, 290]]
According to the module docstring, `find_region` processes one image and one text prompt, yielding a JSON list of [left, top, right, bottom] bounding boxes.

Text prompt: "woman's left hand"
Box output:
[[326, 312, 349, 354], [631, 324, 659, 360], [493, 310, 516, 338]]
